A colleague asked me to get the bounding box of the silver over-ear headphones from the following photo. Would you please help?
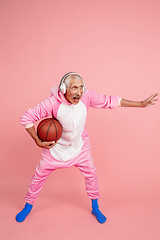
[59,72,86,94]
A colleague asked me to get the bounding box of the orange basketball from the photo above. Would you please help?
[37,118,63,142]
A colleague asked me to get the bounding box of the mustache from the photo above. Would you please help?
[72,94,81,99]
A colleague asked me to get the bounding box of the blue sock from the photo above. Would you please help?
[15,203,33,223]
[91,199,107,224]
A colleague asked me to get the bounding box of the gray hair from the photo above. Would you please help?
[64,74,83,89]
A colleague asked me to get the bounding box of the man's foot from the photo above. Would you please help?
[15,203,33,222]
[91,199,107,224]
[92,208,107,224]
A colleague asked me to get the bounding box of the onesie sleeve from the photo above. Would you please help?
[20,96,55,127]
[85,90,121,109]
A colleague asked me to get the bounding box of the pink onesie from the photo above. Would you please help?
[20,86,120,204]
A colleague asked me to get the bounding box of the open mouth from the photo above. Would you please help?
[73,95,81,102]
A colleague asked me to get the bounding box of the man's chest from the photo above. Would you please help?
[56,101,87,132]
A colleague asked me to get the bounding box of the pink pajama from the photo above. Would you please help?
[21,87,120,204]
[25,129,100,204]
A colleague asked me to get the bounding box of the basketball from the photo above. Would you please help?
[37,118,63,142]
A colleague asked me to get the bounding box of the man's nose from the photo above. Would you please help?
[76,88,82,95]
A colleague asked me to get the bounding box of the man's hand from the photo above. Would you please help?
[141,93,158,108]
[36,140,56,149]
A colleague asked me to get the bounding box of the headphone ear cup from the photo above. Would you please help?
[60,82,66,94]
[83,85,86,94]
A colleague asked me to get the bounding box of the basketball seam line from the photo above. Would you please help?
[50,121,57,142]
[45,122,54,142]
[38,119,53,135]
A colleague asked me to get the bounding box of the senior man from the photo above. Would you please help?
[16,72,158,223]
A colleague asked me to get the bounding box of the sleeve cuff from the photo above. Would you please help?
[24,123,34,129]
[117,98,122,107]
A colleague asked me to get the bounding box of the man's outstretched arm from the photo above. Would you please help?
[120,93,158,108]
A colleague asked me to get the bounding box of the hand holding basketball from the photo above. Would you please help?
[25,125,58,149]
[37,140,56,149]
[26,118,63,149]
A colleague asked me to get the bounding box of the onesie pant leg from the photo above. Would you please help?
[25,163,53,204]
[74,131,100,199]
[75,155,100,199]
[25,149,57,204]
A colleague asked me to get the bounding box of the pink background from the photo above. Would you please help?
[1,0,160,239]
